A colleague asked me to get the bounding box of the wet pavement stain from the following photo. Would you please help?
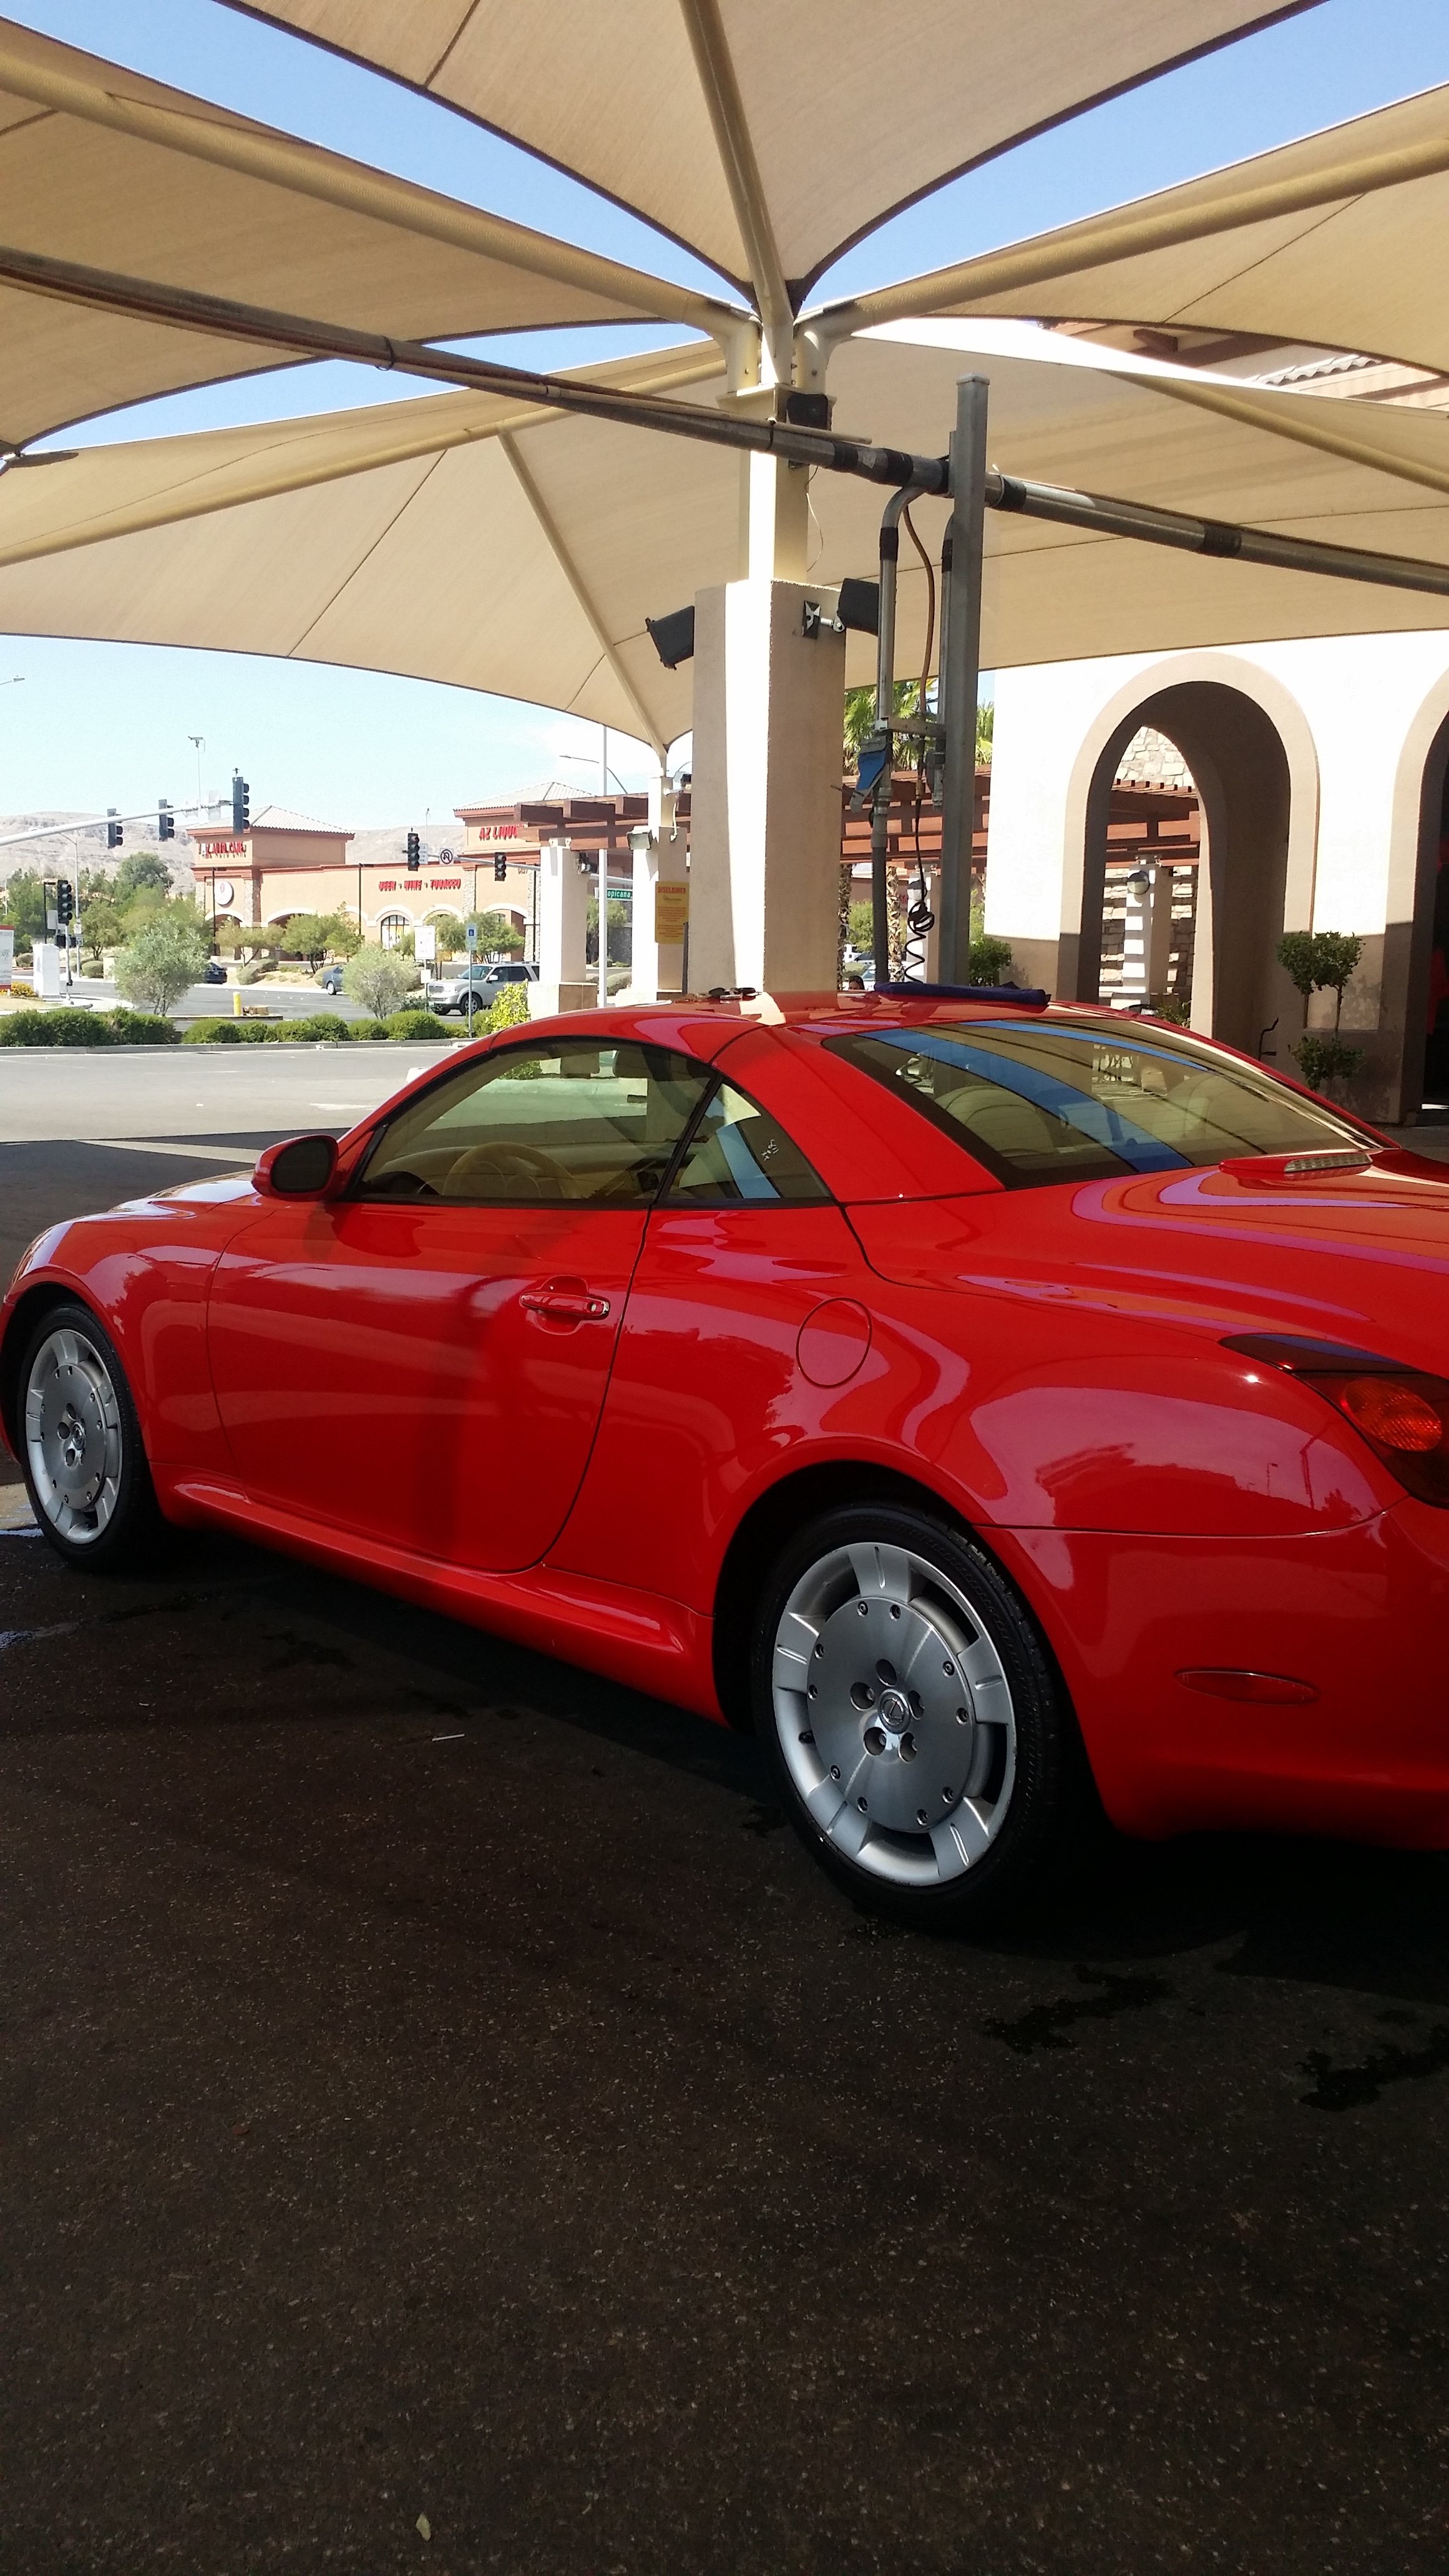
[1299,2023,1449,2111]
[984,1964,1173,2054]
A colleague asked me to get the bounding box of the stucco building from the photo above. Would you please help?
[981,630,1449,1125]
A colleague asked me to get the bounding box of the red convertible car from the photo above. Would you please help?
[6,992,1449,1925]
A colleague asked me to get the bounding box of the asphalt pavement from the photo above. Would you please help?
[3,1100,1449,2573]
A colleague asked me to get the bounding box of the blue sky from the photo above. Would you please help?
[4,0,1449,826]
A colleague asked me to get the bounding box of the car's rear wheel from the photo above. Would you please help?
[753,1502,1083,1928]
[20,1302,163,1571]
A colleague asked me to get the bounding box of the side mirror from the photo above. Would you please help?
[255,1133,339,1199]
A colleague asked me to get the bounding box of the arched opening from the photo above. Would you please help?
[1093,728,1201,1017]
[378,910,410,950]
[1078,683,1295,1061]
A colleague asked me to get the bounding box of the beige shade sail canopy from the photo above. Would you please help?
[0,17,745,451]
[839,79,1449,380]
[6,329,1449,751]
[222,0,1312,313]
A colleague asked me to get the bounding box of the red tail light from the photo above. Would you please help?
[1302,1370,1449,1506]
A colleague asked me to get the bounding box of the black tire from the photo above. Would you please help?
[751,1501,1086,1930]
[18,1300,165,1573]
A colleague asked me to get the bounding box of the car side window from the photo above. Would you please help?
[665,1079,831,1205]
[354,1038,714,1205]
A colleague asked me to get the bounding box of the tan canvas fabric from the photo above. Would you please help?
[6,329,1448,751]
[843,80,1449,379]
[0,19,741,449]
[222,1,1306,301]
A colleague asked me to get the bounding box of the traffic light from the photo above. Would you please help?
[405,829,421,868]
[232,773,250,832]
[494,854,507,882]
[158,799,174,841]
[56,879,74,926]
[107,807,123,850]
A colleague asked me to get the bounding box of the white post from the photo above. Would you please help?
[32,938,62,998]
[530,838,595,1017]
[1119,865,1173,1008]
[688,578,846,995]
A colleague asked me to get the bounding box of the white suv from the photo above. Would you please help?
[425,959,538,1016]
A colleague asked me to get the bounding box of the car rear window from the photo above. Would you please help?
[825,1017,1368,1187]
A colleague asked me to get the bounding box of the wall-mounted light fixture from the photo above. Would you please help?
[645,605,695,668]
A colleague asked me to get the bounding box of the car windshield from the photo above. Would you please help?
[826,1015,1369,1188]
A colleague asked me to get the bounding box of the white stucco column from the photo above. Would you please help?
[530,838,595,1017]
[688,577,846,995]
[623,776,689,1003]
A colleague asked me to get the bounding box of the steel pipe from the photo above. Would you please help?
[985,469,1449,598]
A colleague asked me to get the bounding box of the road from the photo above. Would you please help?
[0,1044,439,1146]
[2,1088,1449,2573]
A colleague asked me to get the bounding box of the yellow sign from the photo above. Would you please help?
[653,879,690,944]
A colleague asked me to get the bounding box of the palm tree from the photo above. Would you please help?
[842,687,993,770]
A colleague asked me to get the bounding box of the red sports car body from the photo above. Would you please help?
[6,993,1449,1921]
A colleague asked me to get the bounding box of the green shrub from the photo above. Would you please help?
[1146,988,1192,1027]
[275,1015,352,1042]
[483,982,534,1035]
[349,1018,391,1041]
[104,1008,179,1046]
[184,1015,278,1043]
[343,947,414,1020]
[968,934,1015,987]
[386,1008,451,1041]
[1290,1030,1361,1093]
[0,1007,110,1046]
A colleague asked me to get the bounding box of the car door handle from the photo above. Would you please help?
[520,1285,611,1322]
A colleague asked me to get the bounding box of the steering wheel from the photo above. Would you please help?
[590,1158,670,1202]
[441,1140,575,1198]
[364,1168,440,1199]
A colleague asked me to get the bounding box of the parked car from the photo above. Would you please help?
[202,958,229,986]
[426,958,538,1016]
[7,993,1449,1930]
[316,963,345,995]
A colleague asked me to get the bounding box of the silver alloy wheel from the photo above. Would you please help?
[24,1324,125,1546]
[771,1538,1017,1886]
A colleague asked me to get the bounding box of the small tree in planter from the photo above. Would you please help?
[1278,930,1365,1028]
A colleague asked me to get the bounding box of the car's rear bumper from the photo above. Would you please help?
[993,1503,1449,1844]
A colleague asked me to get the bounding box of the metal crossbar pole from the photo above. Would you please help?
[937,378,989,984]
[0,244,951,499]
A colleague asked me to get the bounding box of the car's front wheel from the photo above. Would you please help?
[753,1502,1085,1928]
[19,1302,163,1571]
